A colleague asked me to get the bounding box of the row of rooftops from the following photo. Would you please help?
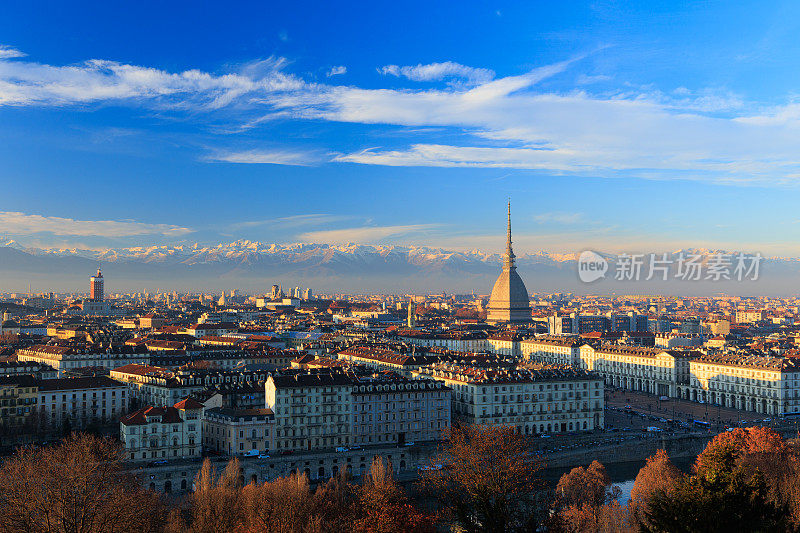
[521,335,585,348]
[111,363,276,388]
[268,367,447,391]
[338,346,436,366]
[418,362,599,385]
[692,353,800,371]
[0,375,124,391]
[120,398,205,426]
[204,407,274,421]
[397,330,490,341]
[17,343,148,356]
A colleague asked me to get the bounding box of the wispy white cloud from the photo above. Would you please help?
[380,61,494,85]
[0,50,303,108]
[230,214,353,229]
[533,212,584,224]
[575,74,612,85]
[298,224,439,244]
[9,45,800,185]
[327,65,347,77]
[206,149,319,165]
[0,45,25,59]
[0,211,191,237]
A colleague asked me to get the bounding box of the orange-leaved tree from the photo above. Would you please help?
[421,424,545,533]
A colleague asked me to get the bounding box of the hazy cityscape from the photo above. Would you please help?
[5,2,800,532]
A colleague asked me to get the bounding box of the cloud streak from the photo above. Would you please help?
[7,46,800,184]
[326,65,347,77]
[206,148,320,165]
[298,224,439,244]
[230,214,353,230]
[0,51,303,108]
[0,45,25,59]
[380,62,494,85]
[0,212,192,237]
[533,212,584,224]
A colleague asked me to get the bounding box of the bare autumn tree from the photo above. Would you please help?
[0,433,163,533]
[310,466,361,532]
[239,470,322,533]
[355,457,436,533]
[421,424,545,533]
[171,458,244,533]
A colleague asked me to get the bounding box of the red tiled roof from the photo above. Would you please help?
[173,398,204,410]
[121,406,184,425]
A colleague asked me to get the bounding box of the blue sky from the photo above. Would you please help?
[3,1,800,256]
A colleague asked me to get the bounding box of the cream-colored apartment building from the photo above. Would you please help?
[687,354,800,416]
[578,344,694,397]
[350,375,450,446]
[202,407,275,456]
[520,335,583,366]
[415,362,604,434]
[265,371,355,452]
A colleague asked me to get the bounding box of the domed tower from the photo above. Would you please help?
[486,202,531,324]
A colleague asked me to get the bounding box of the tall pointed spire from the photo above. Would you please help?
[487,200,530,324]
[504,200,515,269]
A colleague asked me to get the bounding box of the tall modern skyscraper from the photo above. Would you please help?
[89,269,104,302]
[486,202,531,324]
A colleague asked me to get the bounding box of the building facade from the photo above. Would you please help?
[37,376,129,429]
[265,371,354,453]
[120,398,203,461]
[416,362,604,434]
[17,344,149,375]
[350,374,450,446]
[0,375,38,439]
[578,344,694,397]
[686,354,800,416]
[203,407,275,456]
[520,335,583,366]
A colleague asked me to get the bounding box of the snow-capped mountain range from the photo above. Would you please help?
[0,239,578,265]
[0,239,797,295]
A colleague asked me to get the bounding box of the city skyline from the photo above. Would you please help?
[5,2,800,262]
[7,4,800,530]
